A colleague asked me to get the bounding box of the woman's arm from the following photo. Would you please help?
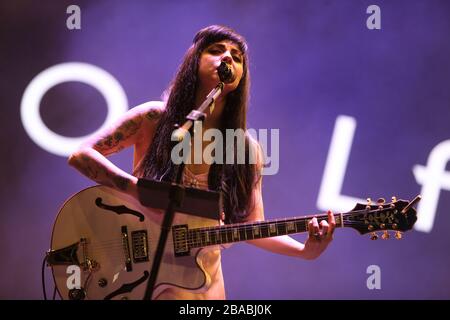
[244,139,335,260]
[67,103,162,198]
[246,218,335,260]
[245,178,335,260]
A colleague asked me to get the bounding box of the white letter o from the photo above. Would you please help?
[20,62,128,156]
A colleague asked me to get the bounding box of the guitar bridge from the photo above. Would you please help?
[121,226,132,272]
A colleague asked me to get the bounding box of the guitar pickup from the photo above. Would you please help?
[131,230,149,263]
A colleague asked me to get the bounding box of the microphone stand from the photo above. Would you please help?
[143,81,224,300]
[171,82,224,142]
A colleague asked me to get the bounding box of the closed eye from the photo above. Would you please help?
[208,48,222,54]
[233,55,242,63]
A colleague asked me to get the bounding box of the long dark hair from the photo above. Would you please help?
[136,25,261,223]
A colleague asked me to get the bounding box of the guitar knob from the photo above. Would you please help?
[370,232,378,240]
[391,196,397,202]
[381,231,390,240]
[377,198,385,204]
[68,288,86,300]
[98,278,108,288]
[395,231,403,240]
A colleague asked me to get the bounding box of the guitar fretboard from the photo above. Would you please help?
[186,213,344,248]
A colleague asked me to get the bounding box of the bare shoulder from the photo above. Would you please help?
[132,100,166,123]
[78,101,165,157]
[133,100,166,145]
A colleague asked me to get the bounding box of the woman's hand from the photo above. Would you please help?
[302,210,336,260]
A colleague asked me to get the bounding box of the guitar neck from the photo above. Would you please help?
[187,213,345,248]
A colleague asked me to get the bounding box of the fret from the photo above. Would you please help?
[277,222,287,235]
[239,227,247,241]
[210,229,217,245]
[286,221,296,233]
[246,227,253,240]
[226,228,233,243]
[216,230,221,244]
[260,224,269,238]
[253,225,261,239]
[296,220,305,233]
[205,230,210,244]
[268,223,277,236]
[200,231,206,246]
[190,230,196,247]
[187,230,192,246]
[193,231,197,246]
[220,229,227,243]
[232,228,240,242]
[196,230,201,246]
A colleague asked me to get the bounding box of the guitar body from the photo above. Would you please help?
[50,185,220,300]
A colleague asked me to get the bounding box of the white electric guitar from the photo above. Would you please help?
[48,185,419,300]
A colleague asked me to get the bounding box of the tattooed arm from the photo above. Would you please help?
[68,103,162,198]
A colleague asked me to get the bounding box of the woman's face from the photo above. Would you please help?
[198,40,244,94]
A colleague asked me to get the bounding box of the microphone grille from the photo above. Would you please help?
[217,62,235,83]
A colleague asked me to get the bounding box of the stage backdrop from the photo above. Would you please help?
[1,0,450,299]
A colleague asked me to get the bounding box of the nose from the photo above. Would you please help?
[221,51,233,64]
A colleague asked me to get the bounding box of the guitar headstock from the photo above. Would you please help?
[344,195,420,240]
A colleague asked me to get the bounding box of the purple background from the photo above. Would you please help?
[1,0,450,299]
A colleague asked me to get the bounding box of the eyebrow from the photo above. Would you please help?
[209,43,243,57]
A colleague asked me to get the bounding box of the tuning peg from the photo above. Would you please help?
[370,232,378,240]
[366,198,372,210]
[377,198,385,204]
[391,196,397,202]
[381,231,390,240]
[395,231,402,240]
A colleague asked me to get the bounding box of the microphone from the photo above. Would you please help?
[217,61,235,83]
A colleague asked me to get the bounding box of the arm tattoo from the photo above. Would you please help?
[94,117,143,154]
[145,109,162,121]
[112,175,129,191]
[79,155,99,180]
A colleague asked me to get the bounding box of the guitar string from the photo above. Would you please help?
[78,224,386,259]
[82,221,383,252]
[86,213,392,246]
[86,221,366,246]
[80,206,398,248]
[83,213,390,246]
[83,207,396,249]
